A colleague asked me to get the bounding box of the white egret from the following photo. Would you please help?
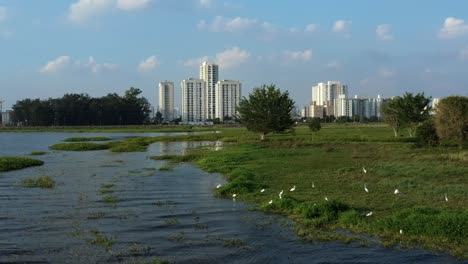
[364,184,369,193]
[279,190,283,199]
[232,194,236,198]
[216,184,222,189]
[312,182,315,188]
[362,167,367,174]
[366,211,373,217]
[324,197,329,201]
[290,186,296,192]
[260,188,265,193]
[424,105,428,110]
[445,193,448,202]
[400,229,403,235]
[268,200,273,204]
[394,189,399,195]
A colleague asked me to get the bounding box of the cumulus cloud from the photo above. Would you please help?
[284,49,313,61]
[305,24,317,32]
[68,0,151,23]
[376,24,394,40]
[459,46,468,60]
[438,17,468,39]
[40,55,116,74]
[208,16,258,33]
[40,56,72,73]
[0,6,7,22]
[138,55,160,72]
[333,20,351,32]
[183,47,250,69]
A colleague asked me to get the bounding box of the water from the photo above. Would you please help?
[0,132,465,263]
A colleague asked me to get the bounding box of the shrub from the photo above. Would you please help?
[415,120,439,147]
[434,96,468,147]
[0,157,44,172]
[307,118,321,132]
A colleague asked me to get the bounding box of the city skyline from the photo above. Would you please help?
[1,1,468,110]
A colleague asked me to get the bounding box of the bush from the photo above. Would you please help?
[307,118,321,132]
[434,96,468,147]
[0,157,44,172]
[415,120,439,147]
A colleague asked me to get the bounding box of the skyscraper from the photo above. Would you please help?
[200,61,219,120]
[215,80,241,121]
[181,78,206,122]
[311,81,348,106]
[158,81,174,122]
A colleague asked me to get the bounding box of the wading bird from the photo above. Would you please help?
[364,184,369,193]
[260,189,265,193]
[279,190,283,199]
[232,194,236,200]
[324,197,329,201]
[216,184,222,189]
[363,167,367,174]
[312,182,315,188]
[290,186,296,192]
[445,193,448,202]
[268,200,273,204]
[394,189,399,195]
[400,229,403,235]
[366,211,373,217]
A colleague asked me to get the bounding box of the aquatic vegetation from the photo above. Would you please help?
[21,176,55,188]
[49,142,108,151]
[163,218,179,225]
[100,183,115,189]
[87,229,115,248]
[63,136,111,142]
[158,166,172,171]
[102,195,119,205]
[0,157,44,172]
[29,151,47,156]
[223,238,248,248]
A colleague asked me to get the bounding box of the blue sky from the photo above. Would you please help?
[1,0,468,110]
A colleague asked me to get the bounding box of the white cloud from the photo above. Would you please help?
[81,56,117,73]
[183,47,250,69]
[333,20,351,32]
[305,24,317,32]
[0,6,7,22]
[284,49,313,61]
[438,17,468,39]
[459,46,468,60]
[376,24,394,40]
[40,56,72,73]
[378,68,395,78]
[327,61,342,69]
[68,0,114,24]
[208,16,257,33]
[215,47,250,69]
[138,55,160,72]
[116,0,150,11]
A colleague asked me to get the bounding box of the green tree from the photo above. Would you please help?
[237,84,295,140]
[434,96,468,147]
[154,111,163,124]
[307,118,321,132]
[380,99,404,137]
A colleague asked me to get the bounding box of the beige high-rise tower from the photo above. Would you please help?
[200,61,219,120]
[158,81,174,122]
[181,78,206,122]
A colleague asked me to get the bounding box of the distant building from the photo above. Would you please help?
[312,81,348,107]
[158,81,174,122]
[215,80,241,121]
[309,102,324,119]
[181,78,206,122]
[200,62,219,120]
[301,105,309,118]
[1,110,14,126]
[334,94,353,117]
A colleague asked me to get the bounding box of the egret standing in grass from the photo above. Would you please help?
[324,197,329,201]
[445,193,448,202]
[290,186,296,192]
[363,167,367,174]
[312,182,315,188]
[364,184,369,193]
[394,189,399,195]
[232,194,236,201]
[260,188,265,193]
[366,211,373,217]
[400,229,403,235]
[279,190,283,199]
[268,200,273,204]
[216,184,222,189]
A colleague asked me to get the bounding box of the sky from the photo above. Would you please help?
[1,0,468,110]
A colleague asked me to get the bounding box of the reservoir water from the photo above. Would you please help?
[0,133,465,263]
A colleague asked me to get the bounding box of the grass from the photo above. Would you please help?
[102,195,119,205]
[87,229,115,248]
[223,238,248,248]
[158,166,172,171]
[49,142,109,151]
[0,157,44,172]
[147,125,467,258]
[63,136,111,142]
[29,151,47,156]
[21,176,55,188]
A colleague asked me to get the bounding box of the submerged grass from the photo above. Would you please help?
[29,151,47,156]
[49,142,109,151]
[0,157,44,172]
[63,136,111,142]
[21,176,55,188]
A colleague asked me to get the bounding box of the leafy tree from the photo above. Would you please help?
[154,111,163,124]
[380,99,404,137]
[307,118,321,132]
[415,120,439,147]
[434,96,468,147]
[237,84,295,140]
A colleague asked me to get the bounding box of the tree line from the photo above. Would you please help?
[12,88,151,126]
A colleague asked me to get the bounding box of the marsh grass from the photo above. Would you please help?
[158,166,172,171]
[63,136,111,142]
[0,157,44,172]
[49,142,108,151]
[21,176,55,188]
[87,229,115,248]
[29,151,47,156]
[223,238,248,248]
[102,195,118,205]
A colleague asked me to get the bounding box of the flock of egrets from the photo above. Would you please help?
[216,165,449,236]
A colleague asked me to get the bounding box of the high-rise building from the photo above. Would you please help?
[334,94,353,117]
[158,81,174,122]
[312,81,348,106]
[200,61,219,120]
[309,102,324,119]
[181,78,206,122]
[215,80,241,121]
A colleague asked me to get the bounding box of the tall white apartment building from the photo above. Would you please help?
[334,94,353,117]
[181,78,206,122]
[200,61,219,120]
[312,81,348,106]
[158,81,174,122]
[215,80,241,121]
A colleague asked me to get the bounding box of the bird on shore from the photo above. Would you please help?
[268,200,273,204]
[232,194,236,201]
[362,167,367,174]
[324,197,329,201]
[364,184,369,193]
[394,189,400,195]
[279,190,283,199]
[290,186,296,192]
[260,188,265,193]
[366,211,373,217]
[445,193,448,202]
[216,184,222,189]
[400,229,403,235]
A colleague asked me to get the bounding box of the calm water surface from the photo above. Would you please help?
[0,132,465,263]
